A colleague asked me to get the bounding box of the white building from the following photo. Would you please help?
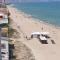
[1,37,9,60]
[0,13,8,24]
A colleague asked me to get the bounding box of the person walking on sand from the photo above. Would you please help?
[42,27,43,30]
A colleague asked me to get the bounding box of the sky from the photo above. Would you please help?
[8,0,60,3]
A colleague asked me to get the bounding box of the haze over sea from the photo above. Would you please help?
[13,2,60,27]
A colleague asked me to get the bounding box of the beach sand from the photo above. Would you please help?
[7,6,60,60]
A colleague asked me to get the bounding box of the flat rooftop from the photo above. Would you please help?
[0,4,9,14]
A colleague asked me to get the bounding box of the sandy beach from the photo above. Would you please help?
[7,6,60,60]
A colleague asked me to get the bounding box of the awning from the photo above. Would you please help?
[31,32,40,35]
[40,32,49,35]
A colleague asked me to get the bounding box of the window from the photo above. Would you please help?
[0,16,3,19]
[1,44,6,49]
[1,32,8,37]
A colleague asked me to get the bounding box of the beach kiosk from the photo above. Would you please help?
[40,36,48,44]
[31,32,49,44]
[39,32,49,44]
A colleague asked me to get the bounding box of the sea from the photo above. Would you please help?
[12,2,60,27]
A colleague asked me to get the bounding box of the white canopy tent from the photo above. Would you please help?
[31,32,49,35]
[40,32,49,35]
[31,32,40,35]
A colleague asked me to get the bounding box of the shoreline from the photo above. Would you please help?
[11,5,60,29]
[11,6,60,30]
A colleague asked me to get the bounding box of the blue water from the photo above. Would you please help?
[13,2,60,27]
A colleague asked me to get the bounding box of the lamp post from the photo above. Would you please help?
[0,27,2,60]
